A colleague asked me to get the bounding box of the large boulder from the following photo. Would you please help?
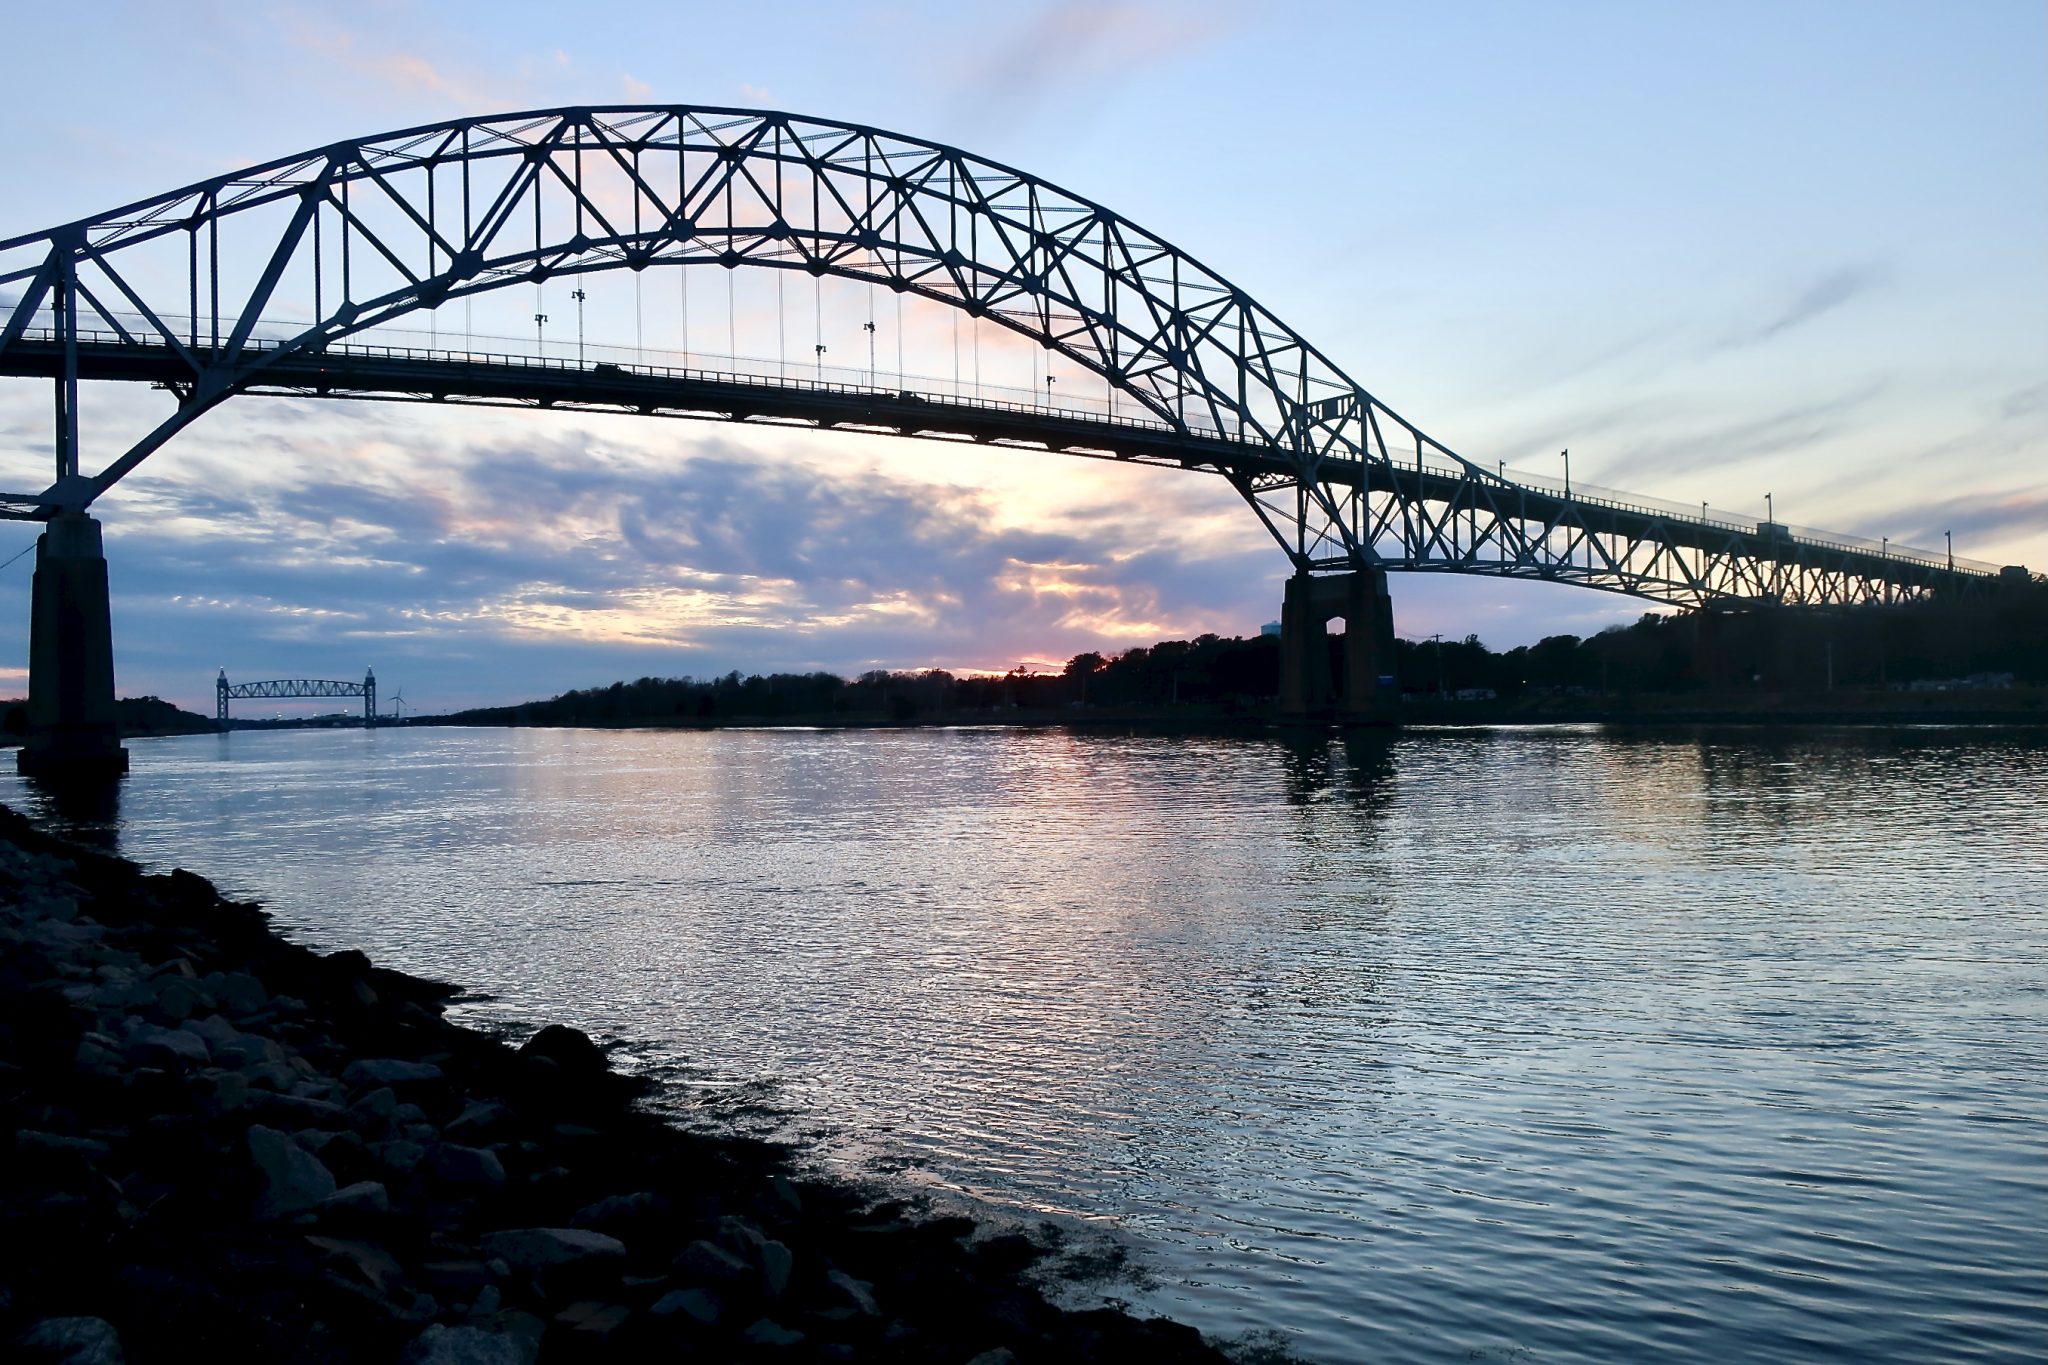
[14,1316,124,1364]
[480,1227,626,1277]
[246,1124,337,1219]
[517,1024,609,1078]
[399,1323,536,1365]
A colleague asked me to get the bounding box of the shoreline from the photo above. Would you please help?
[420,697,2048,732]
[0,803,1232,1363]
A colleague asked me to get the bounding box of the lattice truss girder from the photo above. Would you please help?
[0,105,1998,607]
[219,679,370,700]
[1236,469,1965,608]
[0,107,1414,522]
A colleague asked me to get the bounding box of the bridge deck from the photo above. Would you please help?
[0,332,2004,598]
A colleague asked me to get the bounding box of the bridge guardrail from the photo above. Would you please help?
[12,317,1999,577]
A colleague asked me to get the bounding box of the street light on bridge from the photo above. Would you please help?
[533,312,548,356]
[571,289,587,365]
[814,343,827,378]
[1046,374,1056,408]
[1561,448,1570,498]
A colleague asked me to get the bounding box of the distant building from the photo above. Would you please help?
[1260,621,1282,638]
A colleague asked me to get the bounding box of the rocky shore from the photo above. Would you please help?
[0,803,1232,1364]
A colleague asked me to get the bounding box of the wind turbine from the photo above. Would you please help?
[389,688,406,722]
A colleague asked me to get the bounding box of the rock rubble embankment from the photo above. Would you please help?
[0,804,1230,1364]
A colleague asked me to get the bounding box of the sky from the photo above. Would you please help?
[0,0,2042,715]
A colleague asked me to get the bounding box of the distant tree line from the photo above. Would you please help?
[436,582,2046,725]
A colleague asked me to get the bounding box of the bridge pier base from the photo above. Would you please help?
[1279,569,1399,722]
[17,512,127,779]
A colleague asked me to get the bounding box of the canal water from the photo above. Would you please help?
[8,724,2044,1363]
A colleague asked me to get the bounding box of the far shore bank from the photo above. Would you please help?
[410,687,2046,733]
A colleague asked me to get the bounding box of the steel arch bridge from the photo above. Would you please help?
[0,105,2006,610]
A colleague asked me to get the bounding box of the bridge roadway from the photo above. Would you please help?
[0,330,1999,601]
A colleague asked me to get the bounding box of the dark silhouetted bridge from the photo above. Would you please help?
[0,106,2028,773]
[216,669,376,726]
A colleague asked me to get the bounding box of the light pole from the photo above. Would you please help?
[814,342,827,379]
[533,312,548,356]
[1045,374,1056,408]
[1946,530,1953,571]
[571,288,587,365]
[863,320,877,383]
[1766,492,1774,526]
[1560,448,1571,498]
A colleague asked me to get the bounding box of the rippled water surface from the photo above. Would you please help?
[10,724,2045,1362]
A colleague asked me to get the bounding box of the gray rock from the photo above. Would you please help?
[569,1191,665,1229]
[318,1180,391,1217]
[740,1318,804,1348]
[826,1269,880,1318]
[15,1315,123,1364]
[554,1302,630,1338]
[216,971,269,1016]
[429,1143,507,1189]
[195,1068,251,1115]
[963,1351,1019,1365]
[342,1058,444,1089]
[347,1086,400,1136]
[247,1124,337,1218]
[398,1323,535,1365]
[153,978,202,1022]
[650,1287,722,1326]
[480,1228,626,1276]
[758,1238,794,1297]
[372,1139,428,1176]
[251,1092,350,1129]
[17,1130,112,1158]
[129,1027,208,1067]
[213,1032,286,1069]
[445,1100,510,1140]
[673,1238,751,1286]
[180,1014,240,1047]
[468,1285,502,1316]
[72,1034,122,1075]
[245,1061,296,1091]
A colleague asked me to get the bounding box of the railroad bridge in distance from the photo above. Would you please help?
[216,670,377,727]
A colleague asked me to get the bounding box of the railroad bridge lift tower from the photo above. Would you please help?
[216,670,378,727]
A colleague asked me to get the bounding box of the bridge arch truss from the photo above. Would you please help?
[0,105,2006,608]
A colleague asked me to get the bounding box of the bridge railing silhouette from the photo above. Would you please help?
[1,316,1997,578]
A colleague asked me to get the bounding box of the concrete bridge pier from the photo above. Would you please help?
[17,511,127,779]
[1279,569,1399,721]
